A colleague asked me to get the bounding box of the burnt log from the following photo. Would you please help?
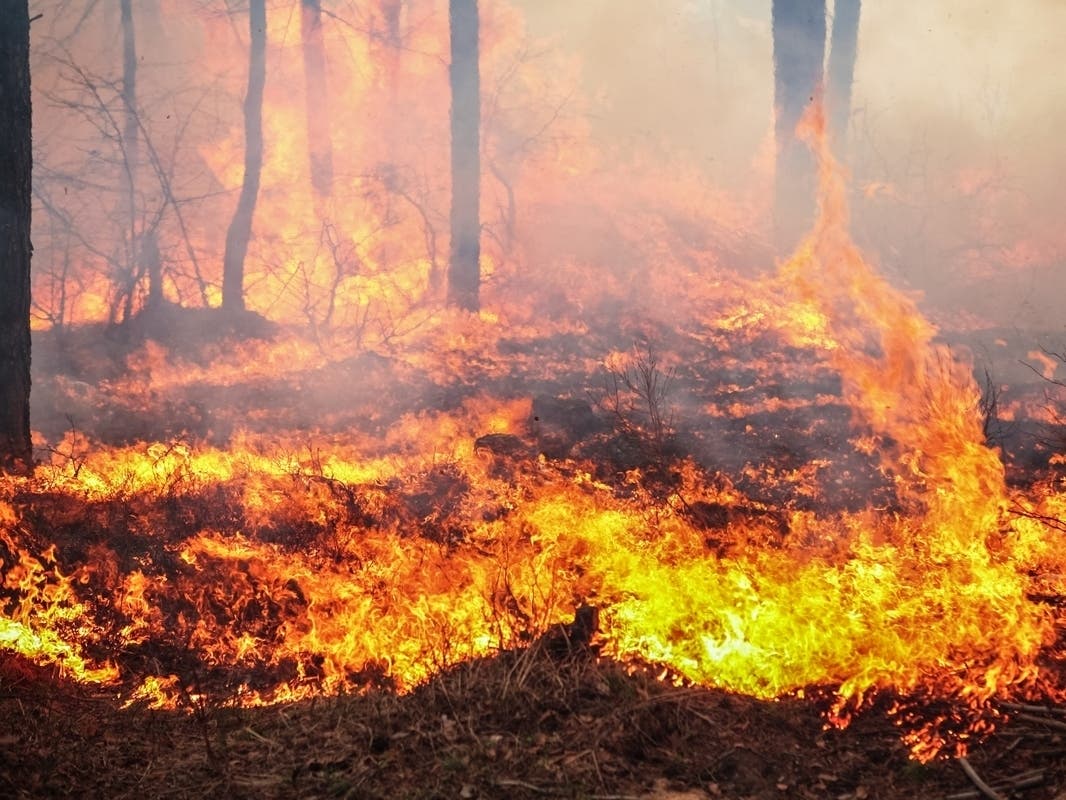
[474,432,529,459]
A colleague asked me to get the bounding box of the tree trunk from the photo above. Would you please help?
[447,0,480,312]
[143,229,163,307]
[301,0,333,198]
[382,1,403,107]
[222,0,267,314]
[827,0,861,150]
[772,0,825,252]
[120,0,167,314]
[0,3,33,471]
[121,0,138,178]
[383,0,403,47]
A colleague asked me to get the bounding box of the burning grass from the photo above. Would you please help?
[8,289,1066,764]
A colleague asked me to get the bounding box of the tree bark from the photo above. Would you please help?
[301,0,333,198]
[222,0,267,314]
[827,0,861,150]
[772,0,825,252]
[447,0,480,312]
[0,3,33,471]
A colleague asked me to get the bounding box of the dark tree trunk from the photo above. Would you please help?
[222,0,267,313]
[0,3,33,471]
[301,0,333,198]
[447,0,480,312]
[772,0,826,251]
[827,0,861,150]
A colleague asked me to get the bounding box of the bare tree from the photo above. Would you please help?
[0,3,33,471]
[222,0,267,313]
[34,49,213,324]
[301,0,333,198]
[772,0,825,251]
[447,0,480,312]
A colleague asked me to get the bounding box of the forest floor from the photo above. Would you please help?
[3,644,1066,800]
[4,309,1066,799]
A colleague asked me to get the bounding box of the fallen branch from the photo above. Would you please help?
[957,758,1006,800]
[944,769,1044,800]
[492,778,558,795]
[1015,712,1066,733]
[999,701,1066,718]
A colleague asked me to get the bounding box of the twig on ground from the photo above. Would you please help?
[999,701,1066,718]
[957,758,1006,800]
[492,778,558,795]
[944,768,1044,800]
[1015,713,1066,733]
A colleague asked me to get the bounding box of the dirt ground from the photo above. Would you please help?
[2,646,1065,800]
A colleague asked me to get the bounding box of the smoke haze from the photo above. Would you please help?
[514,0,1066,328]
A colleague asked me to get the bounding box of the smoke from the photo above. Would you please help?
[513,0,1066,329]
[26,0,1066,449]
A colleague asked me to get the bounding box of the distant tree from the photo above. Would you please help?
[382,0,403,47]
[120,0,138,272]
[301,0,333,198]
[827,0,861,149]
[447,0,480,312]
[118,0,164,314]
[772,0,826,250]
[0,3,33,471]
[222,0,267,313]
[381,0,404,98]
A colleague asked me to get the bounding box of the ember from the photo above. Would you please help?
[2,1,1066,797]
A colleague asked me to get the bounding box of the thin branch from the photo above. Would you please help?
[1009,504,1066,534]
[957,758,1006,800]
[490,779,558,796]
[1014,713,1066,733]
[945,770,1044,800]
[998,701,1066,718]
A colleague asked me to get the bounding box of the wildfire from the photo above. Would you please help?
[6,0,1065,767]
